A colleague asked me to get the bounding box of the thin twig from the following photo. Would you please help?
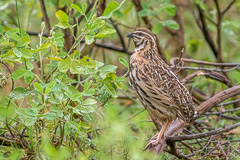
[170,57,240,67]
[109,18,126,50]
[0,61,14,91]
[214,0,223,62]
[78,0,96,24]
[168,122,240,142]
[182,70,231,86]
[39,0,51,35]
[197,5,218,59]
[179,65,240,72]
[222,0,236,15]
[147,85,240,153]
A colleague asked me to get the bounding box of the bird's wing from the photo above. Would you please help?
[139,62,195,122]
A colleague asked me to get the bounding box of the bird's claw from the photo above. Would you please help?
[144,136,161,150]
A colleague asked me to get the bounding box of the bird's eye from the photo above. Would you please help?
[138,33,142,36]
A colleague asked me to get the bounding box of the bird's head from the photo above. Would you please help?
[126,28,157,51]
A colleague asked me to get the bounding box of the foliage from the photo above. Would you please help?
[0,0,132,159]
[0,0,240,159]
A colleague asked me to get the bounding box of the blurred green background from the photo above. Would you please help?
[0,0,240,159]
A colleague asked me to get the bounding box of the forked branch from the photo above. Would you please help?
[147,85,240,155]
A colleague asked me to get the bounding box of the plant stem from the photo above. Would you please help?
[15,0,22,37]
[72,120,81,154]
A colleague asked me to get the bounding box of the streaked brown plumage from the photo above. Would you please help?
[127,28,195,143]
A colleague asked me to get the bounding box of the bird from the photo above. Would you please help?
[126,28,195,145]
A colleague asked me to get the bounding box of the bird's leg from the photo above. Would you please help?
[156,120,171,142]
[145,120,171,148]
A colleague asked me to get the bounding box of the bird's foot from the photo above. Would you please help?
[144,134,162,149]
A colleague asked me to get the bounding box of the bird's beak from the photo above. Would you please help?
[126,32,133,38]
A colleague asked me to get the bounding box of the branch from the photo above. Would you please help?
[179,65,240,72]
[95,42,133,55]
[196,85,240,116]
[109,18,126,50]
[214,0,223,62]
[182,70,231,86]
[147,85,240,153]
[197,5,218,59]
[80,40,133,54]
[78,0,96,23]
[170,57,240,67]
[25,30,133,55]
[168,122,240,142]
[39,0,51,35]
[26,31,48,37]
[222,0,236,15]
[131,0,166,62]
[0,61,14,91]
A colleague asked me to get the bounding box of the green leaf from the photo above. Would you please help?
[95,28,116,38]
[55,10,70,29]
[71,92,82,101]
[100,65,117,79]
[17,109,37,126]
[56,22,70,29]
[95,61,104,68]
[222,20,240,29]
[24,71,34,84]
[84,80,92,91]
[26,61,34,70]
[9,87,32,100]
[57,111,64,117]
[68,121,80,130]
[116,77,126,82]
[152,22,163,34]
[104,82,117,97]
[142,2,151,8]
[50,106,61,112]
[71,4,83,14]
[165,3,176,16]
[87,18,105,31]
[70,60,84,74]
[38,42,51,51]
[10,67,27,80]
[85,35,95,45]
[25,108,38,117]
[6,29,21,41]
[64,122,71,135]
[81,106,94,113]
[37,105,45,110]
[81,121,90,130]
[58,58,71,72]
[138,9,148,17]
[55,10,69,23]
[0,42,15,51]
[83,88,95,96]
[100,65,117,73]
[187,39,202,54]
[16,37,30,47]
[195,0,207,10]
[119,57,129,68]
[0,26,3,35]
[83,98,97,105]
[44,112,57,120]
[138,9,155,17]
[45,81,56,94]
[20,48,33,59]
[101,0,126,19]
[82,3,87,12]
[33,82,43,94]
[163,20,179,30]
[13,48,22,57]
[80,56,96,68]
